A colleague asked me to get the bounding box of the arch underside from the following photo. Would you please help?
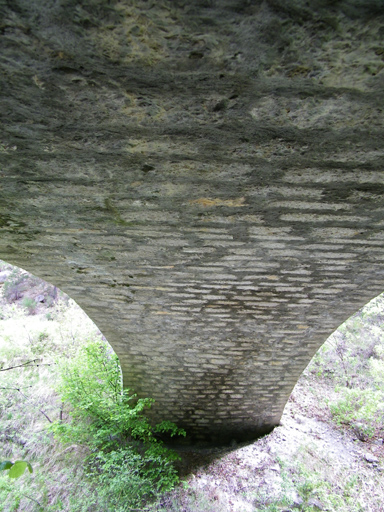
[1,0,384,442]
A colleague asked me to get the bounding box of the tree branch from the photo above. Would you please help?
[1,386,53,423]
[0,360,56,372]
[0,360,40,371]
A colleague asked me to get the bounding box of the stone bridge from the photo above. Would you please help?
[1,0,384,443]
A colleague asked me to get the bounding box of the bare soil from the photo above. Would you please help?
[158,376,384,512]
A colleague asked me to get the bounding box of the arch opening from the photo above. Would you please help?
[0,258,125,433]
[284,292,384,442]
[0,258,116,364]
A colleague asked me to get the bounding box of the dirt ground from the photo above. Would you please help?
[159,376,384,512]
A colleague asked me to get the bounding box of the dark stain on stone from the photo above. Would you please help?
[189,51,204,59]
[0,215,27,231]
[141,164,155,172]
[212,99,228,112]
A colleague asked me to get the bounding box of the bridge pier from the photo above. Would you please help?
[1,0,383,442]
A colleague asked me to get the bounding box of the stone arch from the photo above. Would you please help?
[1,0,384,443]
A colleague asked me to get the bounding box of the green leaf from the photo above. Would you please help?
[0,461,13,471]
[8,461,28,479]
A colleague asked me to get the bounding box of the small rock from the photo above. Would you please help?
[36,294,45,303]
[365,453,379,463]
[0,271,11,283]
[307,498,324,510]
[291,491,303,507]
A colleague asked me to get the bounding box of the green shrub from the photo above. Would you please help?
[370,345,384,390]
[329,387,384,439]
[27,330,54,357]
[2,269,28,302]
[22,297,37,315]
[51,338,185,510]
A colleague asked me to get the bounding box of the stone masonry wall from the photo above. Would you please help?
[1,0,384,443]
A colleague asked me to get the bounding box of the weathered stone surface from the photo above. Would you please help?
[1,0,384,443]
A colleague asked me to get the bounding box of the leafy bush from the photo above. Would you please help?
[51,338,186,510]
[2,268,29,302]
[22,297,37,315]
[370,345,384,390]
[329,387,384,439]
[28,330,53,356]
